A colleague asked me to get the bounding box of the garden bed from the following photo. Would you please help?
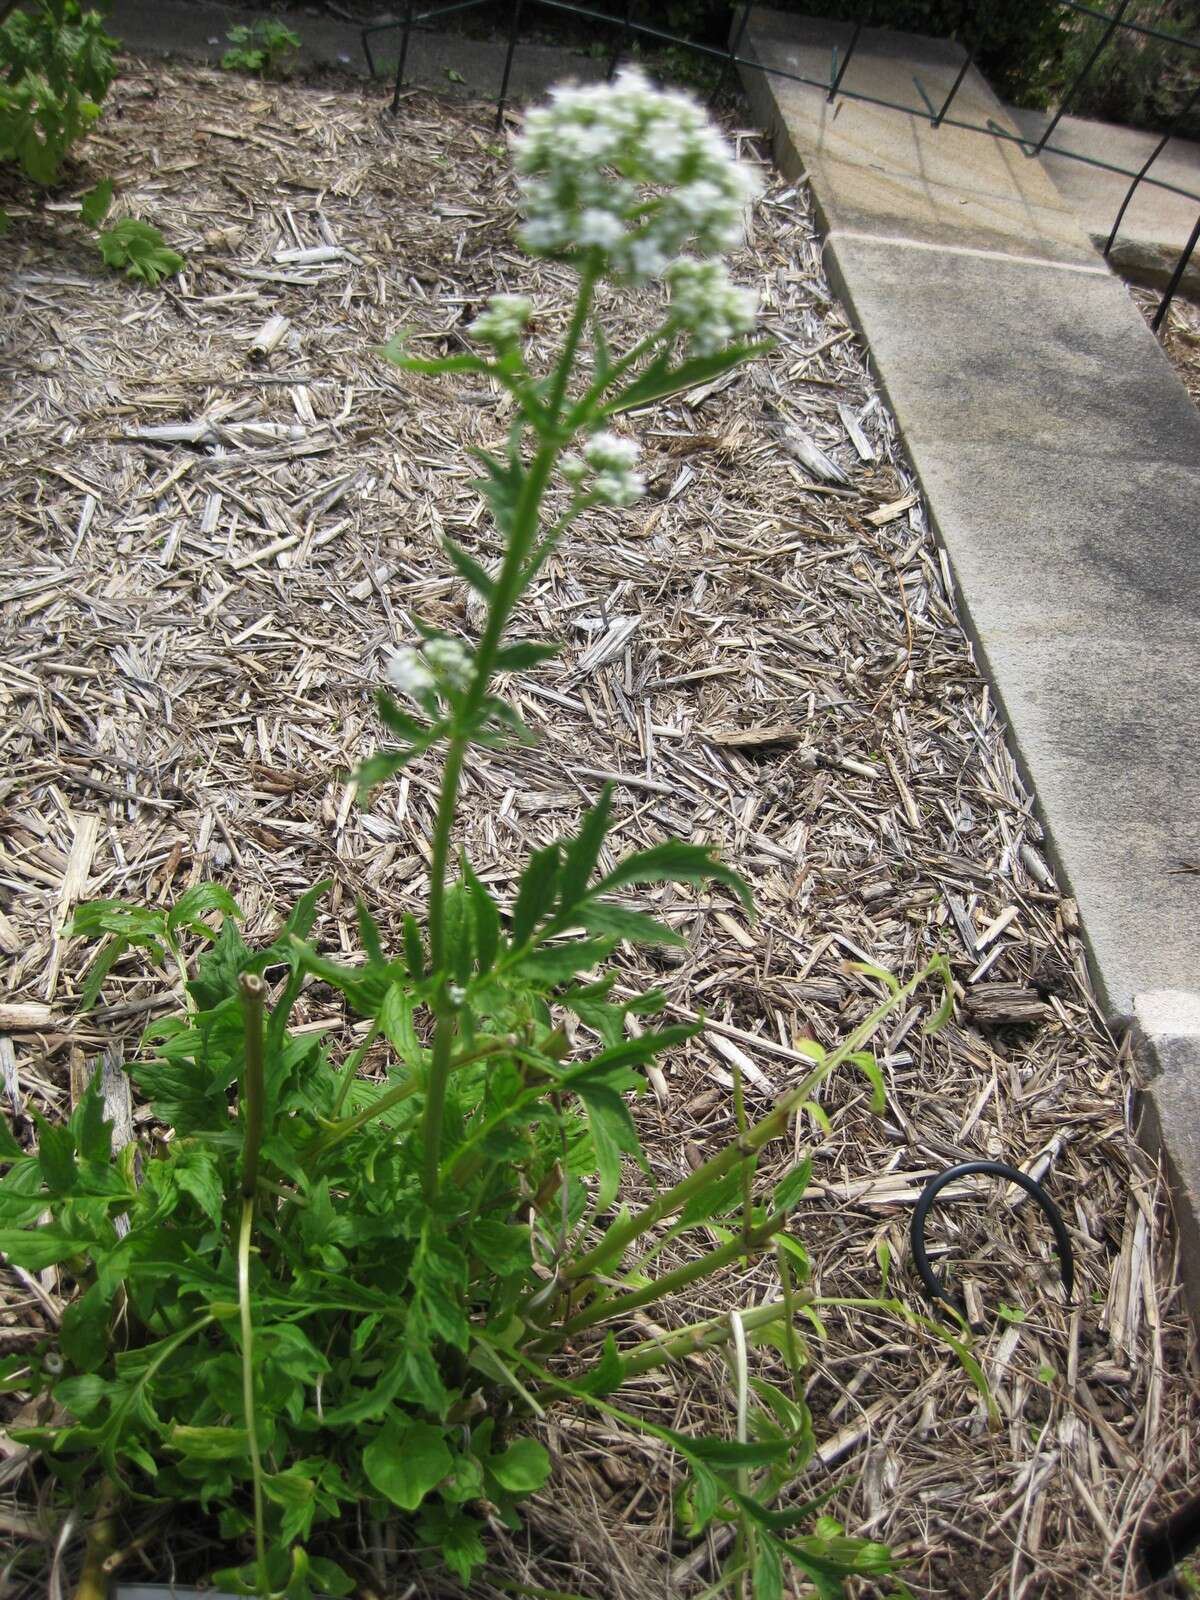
[0,57,1196,1599]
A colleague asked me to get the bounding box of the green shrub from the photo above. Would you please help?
[1052,1,1200,137]
[0,0,116,185]
[222,19,302,78]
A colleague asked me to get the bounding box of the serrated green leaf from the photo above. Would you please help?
[573,1080,641,1210]
[594,839,752,913]
[167,883,242,939]
[378,331,491,376]
[68,1072,111,1164]
[753,1533,786,1600]
[364,1416,452,1510]
[558,784,613,916]
[403,913,424,979]
[680,1168,743,1226]
[97,218,184,286]
[417,1504,487,1585]
[514,936,616,986]
[463,861,501,975]
[76,932,128,1012]
[771,1157,812,1217]
[494,639,560,671]
[175,1146,226,1223]
[847,1049,886,1113]
[511,843,560,946]
[60,1279,112,1370]
[34,1114,75,1194]
[575,902,686,947]
[0,1227,92,1270]
[444,538,496,598]
[168,1424,249,1461]
[605,340,772,414]
[374,688,428,743]
[575,1331,625,1397]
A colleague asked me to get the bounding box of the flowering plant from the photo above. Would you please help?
[0,70,953,1598]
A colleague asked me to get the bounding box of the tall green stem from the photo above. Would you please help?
[563,963,938,1283]
[236,972,269,1593]
[418,266,599,1205]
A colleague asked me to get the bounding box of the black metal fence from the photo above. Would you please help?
[360,0,1200,331]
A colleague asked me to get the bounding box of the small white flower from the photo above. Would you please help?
[469,293,532,346]
[593,468,645,508]
[512,67,761,284]
[665,256,758,355]
[584,430,639,472]
[563,429,644,507]
[577,207,625,248]
[425,636,473,691]
[447,983,467,1006]
[387,645,434,699]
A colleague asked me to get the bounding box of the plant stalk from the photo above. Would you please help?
[236,972,269,1592]
[557,1212,786,1338]
[238,1198,268,1596]
[617,1296,811,1379]
[562,961,940,1283]
[418,267,598,1203]
[238,972,267,1201]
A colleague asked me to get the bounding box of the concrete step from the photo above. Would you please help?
[1006,106,1200,296]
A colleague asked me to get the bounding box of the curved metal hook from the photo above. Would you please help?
[909,1159,1075,1315]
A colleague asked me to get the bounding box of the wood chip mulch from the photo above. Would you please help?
[0,58,1197,1600]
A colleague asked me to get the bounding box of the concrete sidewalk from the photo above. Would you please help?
[740,9,1200,1319]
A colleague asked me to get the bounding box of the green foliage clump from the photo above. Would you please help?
[1052,1,1200,138]
[0,0,116,184]
[222,19,302,78]
[96,213,184,285]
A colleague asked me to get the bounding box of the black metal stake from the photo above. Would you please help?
[391,0,416,117]
[828,19,864,103]
[1153,209,1200,332]
[606,0,632,81]
[710,1,752,109]
[496,0,526,131]
[1105,78,1200,259]
[932,46,975,129]
[1030,0,1131,157]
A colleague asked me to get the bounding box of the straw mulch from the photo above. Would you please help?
[0,58,1196,1600]
[1136,285,1200,409]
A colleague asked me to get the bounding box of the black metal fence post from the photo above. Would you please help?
[1029,0,1132,157]
[496,0,526,130]
[606,0,632,81]
[828,18,864,102]
[710,2,752,108]
[391,0,416,116]
[1153,211,1200,332]
[1105,79,1200,259]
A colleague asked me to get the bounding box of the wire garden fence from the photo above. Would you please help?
[359,0,1200,330]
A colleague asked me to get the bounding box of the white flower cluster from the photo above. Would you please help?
[387,637,473,700]
[513,67,760,285]
[469,293,531,347]
[665,257,758,356]
[561,430,644,507]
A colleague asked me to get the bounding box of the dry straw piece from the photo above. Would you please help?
[0,58,1195,1599]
